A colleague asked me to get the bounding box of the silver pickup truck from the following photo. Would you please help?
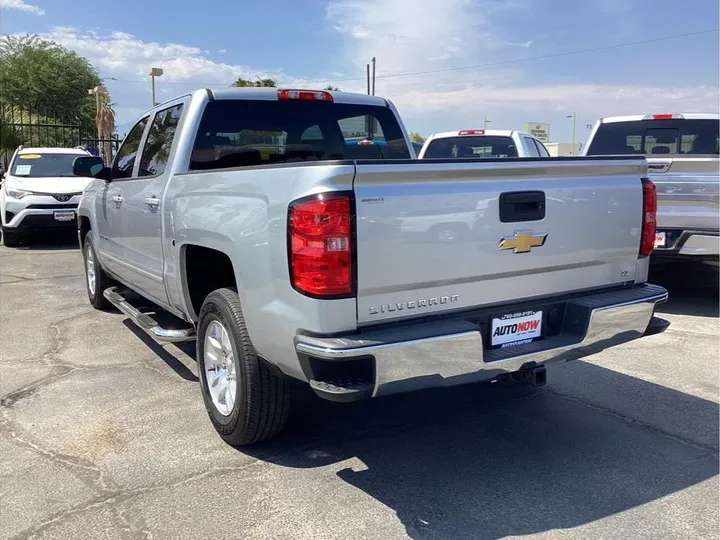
[75,88,669,446]
[583,113,719,265]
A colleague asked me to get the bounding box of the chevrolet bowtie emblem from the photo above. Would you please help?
[497,230,547,254]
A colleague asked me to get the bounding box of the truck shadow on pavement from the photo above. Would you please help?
[247,366,718,539]
[651,262,719,318]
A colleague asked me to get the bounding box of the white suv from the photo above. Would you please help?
[418,129,550,159]
[0,147,102,247]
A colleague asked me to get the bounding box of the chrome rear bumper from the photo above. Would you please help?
[295,284,669,401]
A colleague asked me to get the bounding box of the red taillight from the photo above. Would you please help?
[278,89,333,102]
[288,193,353,297]
[458,129,485,135]
[640,178,657,257]
[644,113,684,120]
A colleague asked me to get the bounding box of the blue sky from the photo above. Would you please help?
[1,0,718,143]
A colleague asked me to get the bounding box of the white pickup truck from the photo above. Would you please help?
[583,113,719,265]
[417,129,551,159]
[74,88,669,445]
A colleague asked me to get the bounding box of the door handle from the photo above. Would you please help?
[144,197,160,210]
[111,195,124,206]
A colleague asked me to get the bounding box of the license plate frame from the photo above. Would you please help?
[489,310,543,349]
[654,232,666,248]
[53,210,75,222]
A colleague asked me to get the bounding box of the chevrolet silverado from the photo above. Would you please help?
[74,87,669,445]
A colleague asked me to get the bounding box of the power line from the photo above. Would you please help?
[102,28,718,87]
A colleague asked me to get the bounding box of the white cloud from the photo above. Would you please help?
[325,0,718,140]
[218,49,228,54]
[39,27,300,127]
[2,0,44,15]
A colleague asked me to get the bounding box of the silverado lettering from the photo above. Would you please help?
[369,294,459,315]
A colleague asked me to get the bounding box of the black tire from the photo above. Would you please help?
[82,234,111,309]
[197,288,291,446]
[2,228,22,247]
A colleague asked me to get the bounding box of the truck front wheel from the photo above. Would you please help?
[197,288,291,446]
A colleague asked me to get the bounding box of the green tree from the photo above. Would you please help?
[232,77,278,87]
[409,132,425,143]
[324,85,340,91]
[0,35,102,125]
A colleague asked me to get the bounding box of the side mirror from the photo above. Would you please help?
[73,156,111,181]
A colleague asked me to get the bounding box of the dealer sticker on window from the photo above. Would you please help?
[490,310,543,348]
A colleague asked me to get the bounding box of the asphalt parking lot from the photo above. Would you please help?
[0,234,718,540]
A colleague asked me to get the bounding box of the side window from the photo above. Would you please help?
[112,117,149,179]
[139,103,184,177]
[523,137,540,157]
[534,139,550,157]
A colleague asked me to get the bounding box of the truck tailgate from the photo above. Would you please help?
[647,157,719,230]
[353,158,646,325]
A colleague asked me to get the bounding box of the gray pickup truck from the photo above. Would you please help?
[583,113,719,266]
[75,88,669,445]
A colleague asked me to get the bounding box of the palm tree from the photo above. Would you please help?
[232,77,278,88]
[95,93,115,165]
[324,85,340,91]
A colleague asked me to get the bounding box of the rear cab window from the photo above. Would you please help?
[189,100,411,171]
[423,136,519,159]
[586,118,720,156]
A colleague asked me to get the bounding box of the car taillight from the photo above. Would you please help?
[288,193,353,297]
[277,89,333,102]
[640,178,657,257]
[643,113,684,120]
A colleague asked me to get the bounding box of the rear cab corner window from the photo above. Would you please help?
[523,137,540,157]
[535,140,550,157]
[112,116,149,179]
[188,100,411,172]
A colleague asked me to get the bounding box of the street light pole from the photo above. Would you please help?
[149,67,164,106]
[483,117,491,129]
[371,57,376,96]
[567,112,577,155]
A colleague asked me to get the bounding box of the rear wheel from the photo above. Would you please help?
[83,234,111,309]
[197,288,291,446]
[1,228,22,247]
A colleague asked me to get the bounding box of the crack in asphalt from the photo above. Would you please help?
[544,387,719,456]
[0,274,82,285]
[7,459,269,540]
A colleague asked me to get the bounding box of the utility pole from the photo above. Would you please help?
[483,117,491,129]
[149,67,164,106]
[371,57,376,96]
[366,64,370,95]
[567,112,577,155]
